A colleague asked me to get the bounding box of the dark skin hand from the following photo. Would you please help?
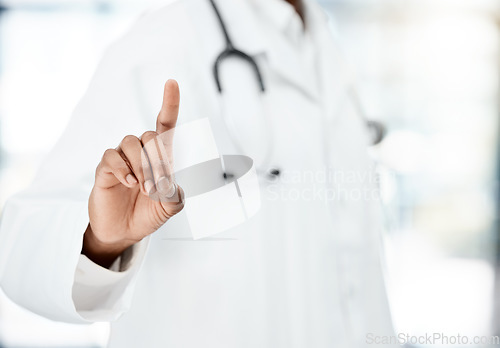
[82,80,185,269]
[82,1,305,270]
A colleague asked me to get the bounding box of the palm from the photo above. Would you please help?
[89,182,179,244]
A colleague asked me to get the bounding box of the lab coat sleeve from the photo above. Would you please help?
[0,4,191,322]
[72,237,150,321]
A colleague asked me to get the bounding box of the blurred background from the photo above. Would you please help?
[0,0,498,346]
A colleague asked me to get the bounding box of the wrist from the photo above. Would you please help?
[82,224,137,269]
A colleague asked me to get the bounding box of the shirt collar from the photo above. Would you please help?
[250,0,302,34]
[212,0,332,99]
[212,0,266,55]
[214,0,315,55]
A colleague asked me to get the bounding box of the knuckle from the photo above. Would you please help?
[113,163,130,177]
[164,102,179,111]
[121,135,139,147]
[141,131,158,140]
[103,148,116,158]
[117,167,130,176]
[102,148,117,162]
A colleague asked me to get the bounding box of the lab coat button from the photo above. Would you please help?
[267,168,280,178]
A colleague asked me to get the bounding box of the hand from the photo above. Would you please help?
[83,80,185,268]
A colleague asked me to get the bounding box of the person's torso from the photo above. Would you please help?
[106,0,383,346]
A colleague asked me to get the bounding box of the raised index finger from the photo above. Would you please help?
[156,79,180,134]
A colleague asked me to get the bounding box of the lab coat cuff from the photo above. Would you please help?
[75,237,150,287]
[107,243,136,272]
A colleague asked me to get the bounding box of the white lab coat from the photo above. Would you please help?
[0,0,397,346]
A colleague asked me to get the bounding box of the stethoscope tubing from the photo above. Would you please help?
[207,1,362,345]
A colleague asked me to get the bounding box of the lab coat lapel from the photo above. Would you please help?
[265,35,319,101]
[214,0,268,57]
[217,0,318,100]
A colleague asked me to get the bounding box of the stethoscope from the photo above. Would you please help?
[208,0,385,178]
[208,0,279,179]
[210,0,265,93]
[208,2,387,344]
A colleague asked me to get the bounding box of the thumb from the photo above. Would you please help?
[156,79,180,134]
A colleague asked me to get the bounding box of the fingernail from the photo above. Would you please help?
[157,176,176,198]
[144,180,155,194]
[126,174,137,185]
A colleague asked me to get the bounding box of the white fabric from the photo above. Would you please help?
[72,238,149,321]
[0,0,397,347]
